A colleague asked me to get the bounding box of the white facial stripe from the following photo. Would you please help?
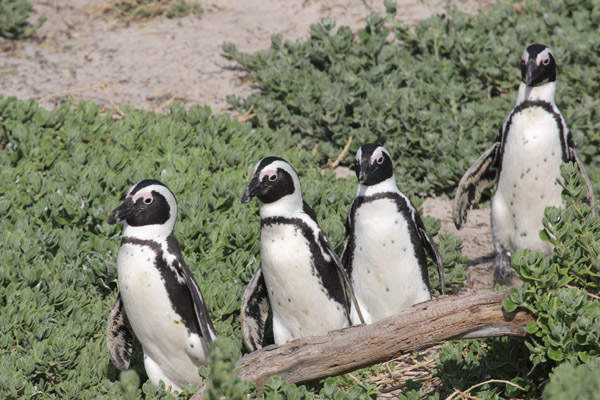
[356,148,362,163]
[252,160,262,177]
[536,48,552,65]
[126,183,137,198]
[264,160,296,178]
[132,191,153,203]
[369,146,391,164]
[259,169,277,181]
[521,50,528,64]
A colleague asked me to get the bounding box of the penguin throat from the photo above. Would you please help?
[123,221,175,241]
[258,193,304,219]
[517,81,556,105]
[357,175,398,197]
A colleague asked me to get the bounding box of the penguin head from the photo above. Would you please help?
[241,157,302,207]
[108,179,178,235]
[354,143,394,186]
[520,44,556,87]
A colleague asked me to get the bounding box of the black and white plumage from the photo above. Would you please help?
[106,179,216,392]
[340,144,445,325]
[453,44,594,281]
[240,157,355,352]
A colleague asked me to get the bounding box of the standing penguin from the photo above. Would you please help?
[453,44,594,282]
[340,143,446,325]
[240,157,359,352]
[106,179,216,392]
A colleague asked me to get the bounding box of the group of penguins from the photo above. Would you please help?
[105,44,595,392]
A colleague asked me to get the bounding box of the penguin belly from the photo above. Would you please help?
[117,242,206,389]
[350,199,430,324]
[492,107,564,256]
[260,223,348,345]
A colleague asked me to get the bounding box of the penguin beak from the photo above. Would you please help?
[241,176,260,204]
[108,198,136,225]
[358,163,370,184]
[524,60,539,86]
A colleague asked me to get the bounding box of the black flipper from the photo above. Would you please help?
[180,259,217,346]
[338,208,352,274]
[453,142,501,229]
[414,212,446,295]
[320,232,365,325]
[107,292,134,371]
[241,266,270,352]
[303,199,365,325]
[338,234,350,273]
[568,147,595,208]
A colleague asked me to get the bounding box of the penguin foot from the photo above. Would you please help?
[492,253,516,286]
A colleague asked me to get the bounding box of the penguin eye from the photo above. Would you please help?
[542,57,550,65]
[143,197,153,205]
[376,156,384,164]
[268,173,277,182]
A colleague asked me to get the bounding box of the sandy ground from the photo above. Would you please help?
[0,0,497,289]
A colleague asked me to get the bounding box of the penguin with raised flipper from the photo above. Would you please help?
[340,143,446,325]
[106,179,216,392]
[453,44,594,283]
[240,157,362,352]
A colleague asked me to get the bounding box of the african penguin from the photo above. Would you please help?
[453,44,594,283]
[340,143,446,325]
[106,179,216,392]
[240,157,357,352]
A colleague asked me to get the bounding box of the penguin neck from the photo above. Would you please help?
[259,192,304,219]
[516,81,556,106]
[122,221,175,242]
[356,175,399,198]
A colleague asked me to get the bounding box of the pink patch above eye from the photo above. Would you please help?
[521,51,528,63]
[370,152,383,164]
[260,169,277,181]
[132,191,153,203]
[536,53,549,65]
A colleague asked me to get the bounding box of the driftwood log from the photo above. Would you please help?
[193,289,533,397]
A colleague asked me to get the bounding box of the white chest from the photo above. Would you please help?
[260,223,347,344]
[492,107,565,254]
[117,243,181,333]
[350,199,430,324]
[501,107,564,182]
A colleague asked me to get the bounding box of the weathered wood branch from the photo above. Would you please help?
[192,290,533,398]
[235,290,533,389]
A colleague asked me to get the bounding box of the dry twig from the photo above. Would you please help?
[328,136,353,169]
[237,104,255,122]
[153,95,177,114]
[565,284,600,301]
[445,379,526,400]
